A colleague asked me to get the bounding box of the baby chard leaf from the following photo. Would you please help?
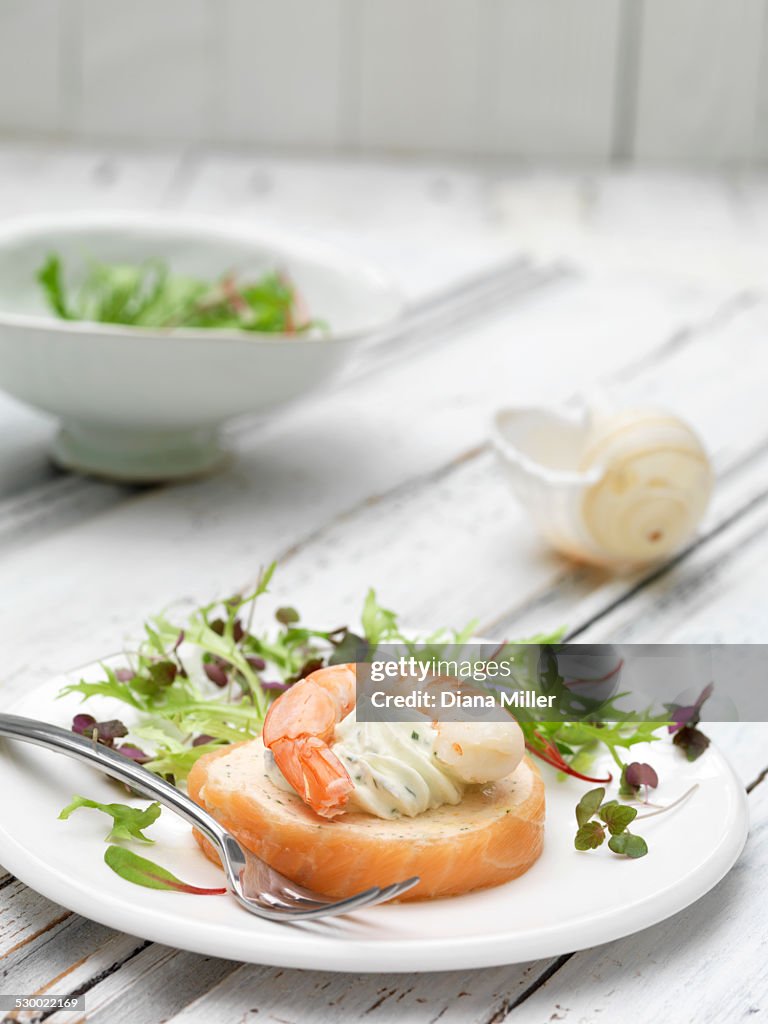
[104,846,226,894]
[59,796,161,843]
[575,787,605,828]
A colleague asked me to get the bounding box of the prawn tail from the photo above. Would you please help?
[271,736,354,819]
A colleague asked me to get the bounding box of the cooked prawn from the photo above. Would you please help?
[261,663,356,818]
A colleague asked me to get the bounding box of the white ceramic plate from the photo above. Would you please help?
[0,672,748,973]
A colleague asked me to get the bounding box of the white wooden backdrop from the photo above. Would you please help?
[0,141,767,1022]
[2,0,768,164]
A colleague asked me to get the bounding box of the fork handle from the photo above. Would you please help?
[0,713,233,853]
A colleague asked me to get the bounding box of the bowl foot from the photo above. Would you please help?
[51,423,229,483]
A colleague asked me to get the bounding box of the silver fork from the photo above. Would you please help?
[0,714,418,920]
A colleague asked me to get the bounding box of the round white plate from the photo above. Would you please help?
[0,672,748,973]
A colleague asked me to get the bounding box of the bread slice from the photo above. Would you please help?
[188,738,545,901]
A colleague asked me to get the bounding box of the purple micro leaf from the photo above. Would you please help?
[93,719,130,743]
[72,714,97,735]
[116,744,151,764]
[232,619,245,643]
[667,706,696,734]
[260,680,290,693]
[203,660,229,688]
[114,668,135,682]
[668,682,715,733]
[673,725,711,762]
[73,716,128,748]
[625,762,659,789]
[172,630,185,652]
[246,656,266,672]
[192,734,215,747]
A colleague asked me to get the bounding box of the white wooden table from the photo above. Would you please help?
[1,143,767,1024]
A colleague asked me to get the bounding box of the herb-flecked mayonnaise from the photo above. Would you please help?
[264,710,525,820]
[331,711,464,818]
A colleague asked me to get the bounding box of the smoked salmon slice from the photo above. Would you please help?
[188,738,545,901]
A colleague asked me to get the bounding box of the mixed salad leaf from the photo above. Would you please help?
[59,795,161,844]
[57,563,711,888]
[37,254,325,334]
[58,564,495,784]
[60,563,711,787]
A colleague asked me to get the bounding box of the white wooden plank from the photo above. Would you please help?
[214,291,760,639]
[77,0,212,143]
[0,142,185,218]
[38,943,237,1024]
[511,773,768,1024]
[0,277,727,701]
[0,396,56,500]
[546,295,768,649]
[633,0,764,164]
[11,940,229,1024]
[1,916,141,1009]
[0,153,764,1020]
[6,326,766,1020]
[755,12,768,163]
[164,961,552,1024]
[0,476,128,547]
[490,170,768,293]
[705,724,768,788]
[488,0,621,160]
[0,0,62,136]
[0,879,70,959]
[178,153,523,299]
[355,0,482,154]
[220,0,345,149]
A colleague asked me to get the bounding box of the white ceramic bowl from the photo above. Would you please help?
[0,212,403,481]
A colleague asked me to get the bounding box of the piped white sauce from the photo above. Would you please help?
[265,710,524,820]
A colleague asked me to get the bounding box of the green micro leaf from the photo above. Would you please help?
[574,821,606,851]
[575,787,606,828]
[608,832,649,859]
[104,846,226,894]
[59,796,161,843]
[275,606,300,625]
[598,800,638,835]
